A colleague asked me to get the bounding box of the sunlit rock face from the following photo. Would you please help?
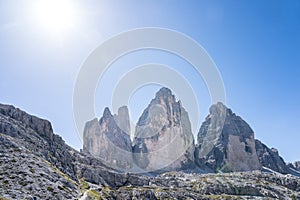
[132,87,195,172]
[195,102,261,172]
[83,107,133,170]
[114,105,131,136]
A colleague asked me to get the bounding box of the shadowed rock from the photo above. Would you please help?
[255,139,289,174]
[195,102,261,172]
[289,161,300,171]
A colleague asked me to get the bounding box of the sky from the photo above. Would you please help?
[0,0,299,162]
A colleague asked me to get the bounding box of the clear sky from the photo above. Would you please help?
[1,0,299,162]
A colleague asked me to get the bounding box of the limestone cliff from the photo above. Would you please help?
[83,108,132,170]
[132,87,195,172]
[195,102,261,172]
[114,105,131,136]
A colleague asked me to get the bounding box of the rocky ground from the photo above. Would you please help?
[78,171,300,200]
[0,134,78,199]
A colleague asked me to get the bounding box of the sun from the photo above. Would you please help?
[34,0,76,35]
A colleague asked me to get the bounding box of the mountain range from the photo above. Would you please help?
[0,87,299,199]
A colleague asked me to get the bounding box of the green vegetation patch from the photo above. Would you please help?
[41,158,78,186]
[87,189,102,200]
[79,178,90,192]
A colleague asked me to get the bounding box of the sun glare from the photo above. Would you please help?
[35,0,75,35]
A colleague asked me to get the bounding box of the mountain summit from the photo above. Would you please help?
[133,87,195,172]
[195,102,261,172]
[83,107,133,170]
[1,93,300,199]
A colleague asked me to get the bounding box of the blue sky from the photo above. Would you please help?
[0,0,299,162]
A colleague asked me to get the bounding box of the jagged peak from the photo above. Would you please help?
[154,87,175,100]
[117,105,129,113]
[137,87,183,127]
[114,105,131,135]
[209,102,233,116]
[103,107,112,118]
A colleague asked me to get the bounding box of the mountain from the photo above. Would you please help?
[292,161,300,171]
[0,103,79,199]
[195,102,261,172]
[1,88,300,199]
[0,104,77,180]
[83,89,293,175]
[288,161,300,173]
[113,105,131,136]
[255,139,290,174]
[83,107,133,170]
[1,108,300,200]
[132,87,195,172]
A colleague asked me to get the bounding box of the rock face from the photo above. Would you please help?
[288,161,300,171]
[132,87,195,172]
[195,102,261,172]
[0,134,78,199]
[255,139,290,174]
[83,108,133,170]
[114,105,131,136]
[0,103,78,199]
[0,104,77,180]
[294,162,300,170]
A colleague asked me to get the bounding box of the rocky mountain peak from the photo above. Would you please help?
[114,105,130,135]
[137,87,181,128]
[103,107,112,118]
[209,102,233,117]
[195,103,261,172]
[83,107,132,170]
[147,87,178,113]
[133,87,195,172]
[154,87,174,98]
[294,161,300,170]
[288,161,300,171]
[99,107,118,132]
